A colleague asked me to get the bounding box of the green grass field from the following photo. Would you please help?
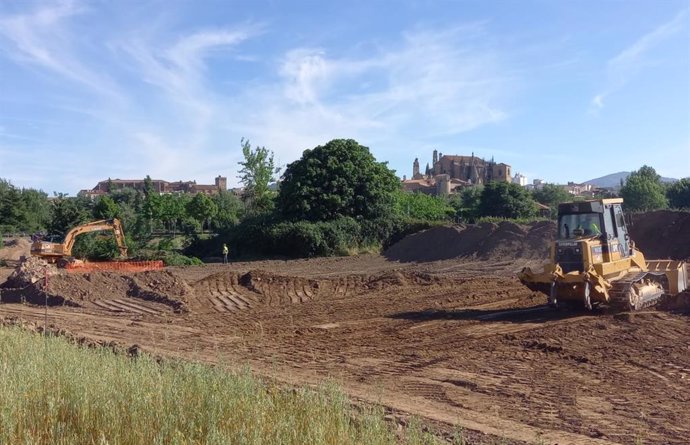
[0,326,444,445]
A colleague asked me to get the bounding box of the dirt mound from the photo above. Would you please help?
[629,210,690,260]
[658,291,690,314]
[190,269,452,312]
[384,221,555,263]
[0,238,31,262]
[4,257,57,288]
[5,269,192,312]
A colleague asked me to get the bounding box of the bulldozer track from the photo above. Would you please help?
[609,271,667,311]
[192,273,260,313]
[208,292,255,312]
[92,299,161,315]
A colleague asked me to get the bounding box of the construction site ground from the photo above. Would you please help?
[1,254,689,445]
[2,212,689,444]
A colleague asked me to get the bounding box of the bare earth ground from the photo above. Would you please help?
[1,255,688,445]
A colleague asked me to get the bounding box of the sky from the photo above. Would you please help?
[0,0,688,195]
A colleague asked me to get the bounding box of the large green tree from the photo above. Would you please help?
[237,139,278,214]
[211,190,244,229]
[278,139,400,221]
[532,183,572,219]
[93,195,120,220]
[667,178,690,209]
[478,181,537,219]
[159,194,187,234]
[448,185,484,222]
[48,194,89,237]
[186,193,218,232]
[620,165,668,211]
[0,180,26,232]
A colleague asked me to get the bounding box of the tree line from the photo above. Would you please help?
[1,140,688,260]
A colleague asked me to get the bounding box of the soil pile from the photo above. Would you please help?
[658,290,690,314]
[192,269,454,311]
[629,210,690,260]
[384,221,555,263]
[6,269,192,311]
[4,257,56,288]
[238,269,446,300]
[385,210,690,263]
[0,238,31,262]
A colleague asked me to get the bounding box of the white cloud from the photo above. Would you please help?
[0,0,123,102]
[235,25,514,165]
[0,4,511,192]
[591,9,688,110]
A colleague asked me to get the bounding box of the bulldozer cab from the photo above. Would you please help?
[557,198,631,263]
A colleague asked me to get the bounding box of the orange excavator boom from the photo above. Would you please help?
[31,218,128,262]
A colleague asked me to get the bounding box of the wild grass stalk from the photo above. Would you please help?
[0,326,439,445]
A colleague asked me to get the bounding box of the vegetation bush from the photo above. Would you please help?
[268,221,329,257]
[0,326,441,445]
[135,250,203,266]
[478,182,537,219]
[189,214,442,259]
[475,216,551,225]
[667,178,690,209]
[393,191,455,221]
[532,183,572,219]
[317,217,362,255]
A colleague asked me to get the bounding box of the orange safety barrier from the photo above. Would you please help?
[64,260,164,273]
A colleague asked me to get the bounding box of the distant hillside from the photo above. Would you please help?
[585,171,678,188]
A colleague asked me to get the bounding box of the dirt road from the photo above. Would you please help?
[1,256,688,445]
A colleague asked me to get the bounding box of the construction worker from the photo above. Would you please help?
[589,221,601,235]
[222,243,229,264]
[576,218,601,236]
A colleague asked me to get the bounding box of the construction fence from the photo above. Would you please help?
[64,261,164,273]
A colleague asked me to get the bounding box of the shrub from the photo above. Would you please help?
[269,221,328,257]
[317,217,361,255]
[135,249,203,266]
[188,214,438,259]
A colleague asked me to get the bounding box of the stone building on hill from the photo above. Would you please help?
[79,176,228,198]
[404,150,511,196]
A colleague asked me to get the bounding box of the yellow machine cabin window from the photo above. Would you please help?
[559,213,603,239]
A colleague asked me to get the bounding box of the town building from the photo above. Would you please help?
[79,176,228,198]
[512,172,528,186]
[562,182,594,196]
[403,150,511,196]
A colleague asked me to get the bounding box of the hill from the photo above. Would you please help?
[585,171,678,188]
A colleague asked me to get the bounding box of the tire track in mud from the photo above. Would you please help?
[189,270,459,314]
[3,255,688,444]
[92,299,162,316]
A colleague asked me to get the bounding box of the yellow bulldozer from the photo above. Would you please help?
[519,198,688,311]
[30,218,128,266]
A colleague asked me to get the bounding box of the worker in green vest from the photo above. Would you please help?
[222,243,229,264]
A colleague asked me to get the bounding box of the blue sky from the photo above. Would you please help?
[0,0,688,194]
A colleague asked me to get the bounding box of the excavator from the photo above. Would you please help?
[30,219,128,267]
[519,198,688,311]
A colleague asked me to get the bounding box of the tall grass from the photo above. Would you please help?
[0,326,439,445]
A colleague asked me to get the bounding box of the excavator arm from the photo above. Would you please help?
[31,218,128,261]
[62,219,128,258]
